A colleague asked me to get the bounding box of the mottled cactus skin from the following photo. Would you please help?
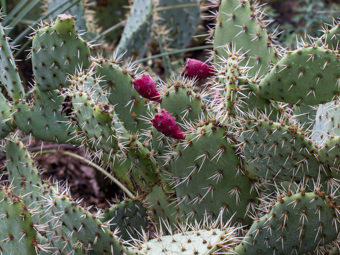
[0,2,339,255]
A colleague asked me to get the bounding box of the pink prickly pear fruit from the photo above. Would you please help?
[151,109,185,140]
[182,58,215,79]
[133,73,161,102]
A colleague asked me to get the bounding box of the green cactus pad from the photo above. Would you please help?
[214,0,277,78]
[146,185,179,228]
[166,122,257,225]
[318,136,340,175]
[101,199,148,241]
[257,47,340,105]
[0,24,24,100]
[45,0,88,33]
[6,139,88,254]
[94,59,152,133]
[213,54,246,118]
[291,104,317,131]
[31,14,91,91]
[132,223,239,255]
[116,0,153,57]
[0,92,14,138]
[70,76,121,157]
[240,119,326,183]
[0,188,38,254]
[156,0,200,49]
[45,189,132,255]
[234,191,339,254]
[160,78,207,124]
[6,140,42,205]
[13,88,76,143]
[317,21,340,50]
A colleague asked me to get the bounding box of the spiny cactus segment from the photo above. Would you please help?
[0,1,339,254]
[257,46,340,106]
[31,14,91,91]
[160,77,208,124]
[0,23,24,100]
[234,190,339,254]
[0,92,14,138]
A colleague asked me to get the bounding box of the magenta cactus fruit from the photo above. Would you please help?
[133,73,161,102]
[151,109,185,140]
[182,58,215,79]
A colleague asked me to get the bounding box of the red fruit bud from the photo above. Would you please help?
[151,109,185,140]
[133,74,161,102]
[182,58,215,79]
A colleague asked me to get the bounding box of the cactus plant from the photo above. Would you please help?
[0,1,339,254]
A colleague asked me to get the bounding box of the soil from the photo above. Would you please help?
[0,138,122,210]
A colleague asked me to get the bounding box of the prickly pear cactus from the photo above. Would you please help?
[234,191,339,254]
[0,188,39,254]
[0,23,24,99]
[0,92,14,138]
[31,14,91,91]
[0,1,339,255]
[214,0,278,78]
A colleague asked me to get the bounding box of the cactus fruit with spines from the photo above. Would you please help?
[45,0,89,33]
[0,1,339,254]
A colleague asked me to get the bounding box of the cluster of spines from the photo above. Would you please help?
[234,189,340,255]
